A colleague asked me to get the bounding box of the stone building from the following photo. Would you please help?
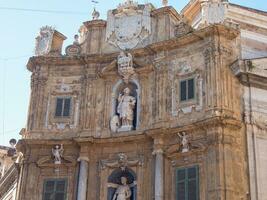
[13,0,267,200]
[0,146,18,200]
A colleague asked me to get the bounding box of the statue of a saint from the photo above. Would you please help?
[52,144,64,164]
[117,87,136,129]
[112,177,132,200]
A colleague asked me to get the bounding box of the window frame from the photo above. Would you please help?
[175,165,199,200]
[43,178,68,200]
[179,77,196,103]
[54,97,72,118]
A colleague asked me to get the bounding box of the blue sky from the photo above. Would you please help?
[0,0,266,146]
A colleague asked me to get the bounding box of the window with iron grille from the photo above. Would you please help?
[176,166,199,200]
[55,97,71,117]
[43,179,67,200]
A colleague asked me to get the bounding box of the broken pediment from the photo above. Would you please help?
[36,155,77,167]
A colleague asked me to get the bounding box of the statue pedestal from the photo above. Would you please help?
[118,125,133,132]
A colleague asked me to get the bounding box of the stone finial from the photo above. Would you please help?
[73,34,79,45]
[162,0,168,7]
[7,138,17,157]
[92,8,100,20]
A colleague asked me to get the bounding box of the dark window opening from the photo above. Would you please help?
[180,78,195,102]
[55,97,71,117]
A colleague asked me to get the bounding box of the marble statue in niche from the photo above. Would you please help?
[110,81,139,133]
[112,177,132,200]
[117,87,136,129]
[107,168,137,200]
[52,144,64,164]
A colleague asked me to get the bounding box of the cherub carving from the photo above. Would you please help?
[52,144,64,164]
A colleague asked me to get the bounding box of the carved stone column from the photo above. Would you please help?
[153,149,164,200]
[77,157,89,200]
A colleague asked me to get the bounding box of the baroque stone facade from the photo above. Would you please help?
[9,0,267,200]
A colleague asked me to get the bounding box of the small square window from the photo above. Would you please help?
[180,78,195,102]
[55,97,71,117]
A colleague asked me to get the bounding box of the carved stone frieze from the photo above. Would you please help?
[36,154,76,167]
[100,153,144,171]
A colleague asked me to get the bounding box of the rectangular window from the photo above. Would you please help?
[176,166,199,200]
[55,97,71,117]
[43,179,67,200]
[180,78,195,102]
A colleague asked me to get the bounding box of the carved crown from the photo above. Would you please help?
[40,26,55,34]
[117,0,138,12]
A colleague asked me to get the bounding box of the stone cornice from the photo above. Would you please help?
[145,117,242,139]
[229,3,267,18]
[231,59,267,90]
[26,24,239,72]
[151,6,181,21]
[19,116,241,148]
[83,19,107,29]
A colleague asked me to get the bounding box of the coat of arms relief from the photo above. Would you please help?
[106,0,152,50]
[35,26,55,56]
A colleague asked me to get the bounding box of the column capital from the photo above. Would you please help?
[152,148,164,156]
[77,156,90,162]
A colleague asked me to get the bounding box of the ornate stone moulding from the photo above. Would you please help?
[117,0,138,12]
[100,153,144,171]
[35,26,66,57]
[106,2,152,50]
[165,132,207,162]
[35,26,55,56]
[36,155,77,168]
[65,45,81,57]
[117,51,135,83]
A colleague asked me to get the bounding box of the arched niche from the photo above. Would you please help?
[111,79,141,131]
[107,168,137,200]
